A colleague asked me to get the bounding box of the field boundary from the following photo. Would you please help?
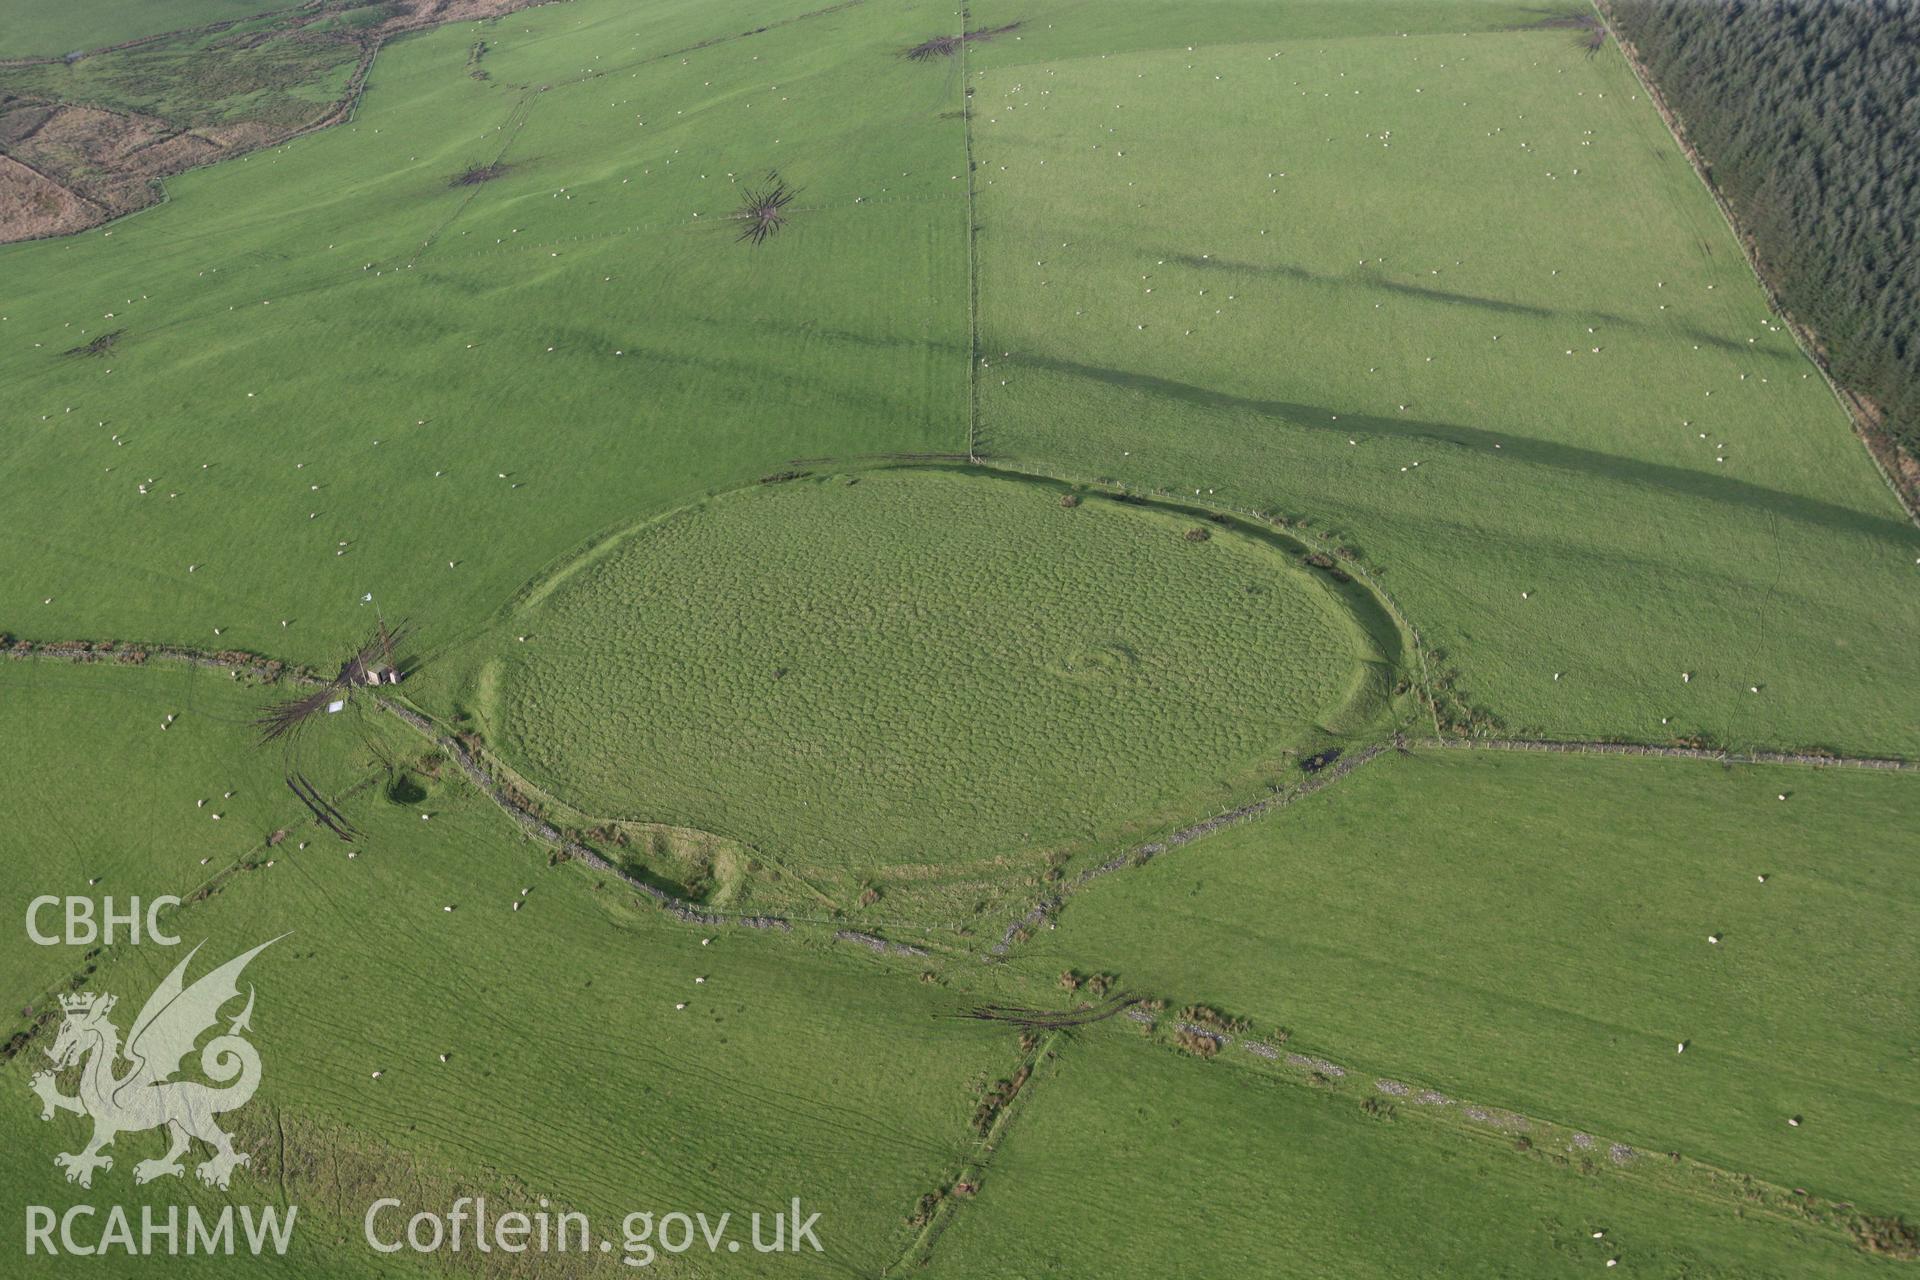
[0,634,318,684]
[8,618,1908,969]
[885,1028,1064,1275]
[375,698,797,932]
[1113,1011,1891,1255]
[531,0,867,96]
[1424,735,1912,771]
[990,742,1395,956]
[0,1,556,245]
[987,732,1913,959]
[960,5,982,462]
[965,455,1447,733]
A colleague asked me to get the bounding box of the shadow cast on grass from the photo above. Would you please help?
[1155,251,1760,354]
[1015,353,1912,542]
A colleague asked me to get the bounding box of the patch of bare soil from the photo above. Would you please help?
[0,151,97,240]
[34,103,170,163]
[0,0,548,244]
[451,161,510,187]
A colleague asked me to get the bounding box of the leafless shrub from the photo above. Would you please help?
[903,22,1022,60]
[1174,1029,1220,1058]
[451,162,510,187]
[63,329,123,358]
[734,172,796,245]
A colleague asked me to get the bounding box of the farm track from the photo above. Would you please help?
[406,86,538,268]
[399,1,874,267]
[958,992,1140,1029]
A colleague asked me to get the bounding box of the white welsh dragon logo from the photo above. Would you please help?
[29,937,282,1190]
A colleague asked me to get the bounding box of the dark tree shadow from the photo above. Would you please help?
[1013,352,1912,541]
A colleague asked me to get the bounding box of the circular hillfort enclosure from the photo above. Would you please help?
[450,469,1403,878]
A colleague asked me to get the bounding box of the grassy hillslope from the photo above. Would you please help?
[929,1025,1888,1278]
[1018,748,1920,1214]
[1,682,1015,1275]
[0,0,967,670]
[964,1,1920,755]
[0,656,408,1017]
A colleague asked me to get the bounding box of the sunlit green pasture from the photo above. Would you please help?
[0,666,1013,1276]
[1019,748,1920,1214]
[964,1,1920,756]
[928,1024,1888,1278]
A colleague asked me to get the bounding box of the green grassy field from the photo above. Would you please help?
[0,656,408,1016]
[3,0,1912,754]
[0,0,282,60]
[1016,748,1920,1214]
[928,1024,1887,1278]
[965,0,1920,756]
[0,668,1016,1276]
[0,0,967,674]
[2,0,1917,1273]
[419,468,1400,906]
